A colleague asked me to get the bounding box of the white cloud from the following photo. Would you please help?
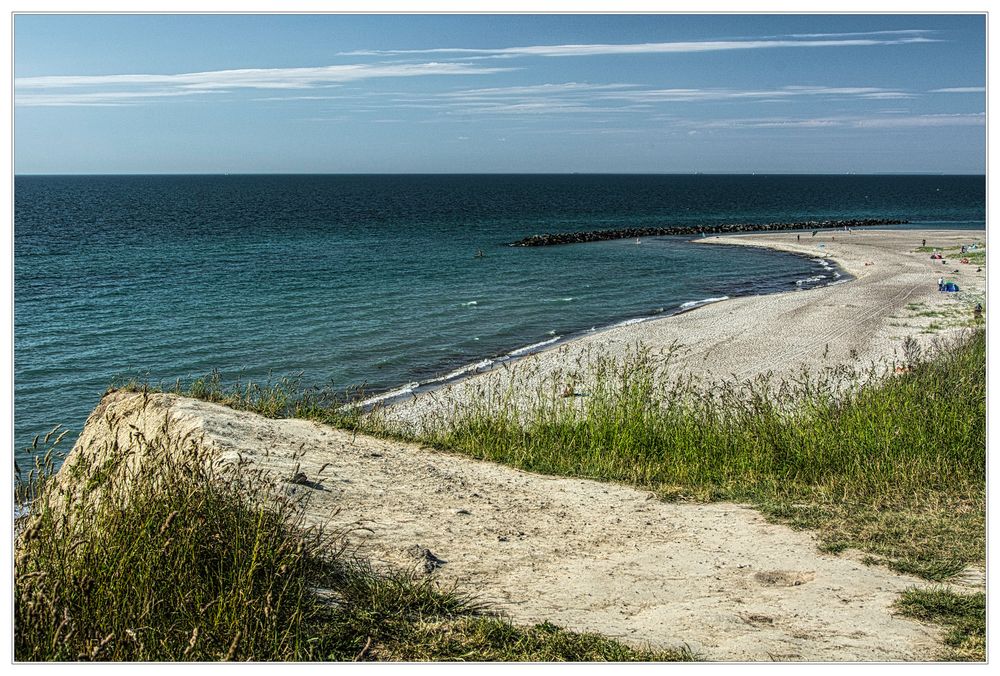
[594,85,913,103]
[339,34,938,59]
[16,62,514,90]
[853,113,985,128]
[689,112,984,130]
[780,29,934,39]
[441,82,639,98]
[14,61,516,106]
[412,82,917,118]
[929,86,985,93]
[14,89,219,107]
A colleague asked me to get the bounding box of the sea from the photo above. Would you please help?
[13,174,985,468]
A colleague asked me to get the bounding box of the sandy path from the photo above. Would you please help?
[69,391,952,661]
[380,229,985,431]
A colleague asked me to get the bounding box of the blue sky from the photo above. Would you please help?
[13,14,986,174]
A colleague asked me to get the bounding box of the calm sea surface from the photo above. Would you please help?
[14,174,985,466]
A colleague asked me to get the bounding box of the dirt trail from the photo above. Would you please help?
[67,390,951,661]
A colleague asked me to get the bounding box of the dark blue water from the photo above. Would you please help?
[14,174,985,466]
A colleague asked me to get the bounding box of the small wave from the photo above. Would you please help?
[461,300,478,306]
[546,330,557,335]
[826,278,849,287]
[611,317,651,328]
[543,297,576,303]
[356,382,420,408]
[795,275,826,286]
[679,295,730,310]
[508,336,562,357]
[423,359,495,385]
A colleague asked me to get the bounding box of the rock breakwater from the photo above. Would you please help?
[509,218,908,247]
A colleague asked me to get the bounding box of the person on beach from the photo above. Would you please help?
[797,234,800,242]
[938,277,944,291]
[922,239,927,247]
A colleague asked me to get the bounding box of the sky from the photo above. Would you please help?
[12,13,987,174]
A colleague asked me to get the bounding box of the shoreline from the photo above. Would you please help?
[357,243,848,410]
[378,228,985,429]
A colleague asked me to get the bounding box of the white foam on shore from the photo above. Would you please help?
[796,275,827,286]
[610,317,650,328]
[357,382,421,408]
[423,359,496,385]
[679,295,730,310]
[508,336,562,357]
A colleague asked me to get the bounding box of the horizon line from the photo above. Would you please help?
[13,171,986,177]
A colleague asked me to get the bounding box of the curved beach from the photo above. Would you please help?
[49,227,985,661]
[381,228,985,430]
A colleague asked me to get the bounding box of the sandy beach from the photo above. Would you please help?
[380,228,985,431]
[54,227,985,661]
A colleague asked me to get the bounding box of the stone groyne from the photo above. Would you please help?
[508,218,909,247]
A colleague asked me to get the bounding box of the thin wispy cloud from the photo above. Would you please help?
[853,112,984,128]
[422,83,917,117]
[593,85,914,103]
[780,29,934,39]
[14,89,220,107]
[929,86,985,93]
[339,33,938,59]
[439,82,640,97]
[691,112,984,130]
[14,61,515,106]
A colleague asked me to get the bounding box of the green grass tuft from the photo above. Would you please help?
[895,588,985,661]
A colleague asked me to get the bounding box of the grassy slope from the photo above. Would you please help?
[80,328,985,661]
[401,330,985,583]
[14,432,688,662]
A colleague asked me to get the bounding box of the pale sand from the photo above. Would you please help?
[71,391,949,661]
[380,229,985,432]
[60,230,983,661]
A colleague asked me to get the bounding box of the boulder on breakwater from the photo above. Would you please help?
[508,218,909,247]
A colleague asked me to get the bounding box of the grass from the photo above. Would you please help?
[915,243,986,266]
[101,329,984,661]
[113,370,365,430]
[131,330,985,585]
[381,330,985,586]
[895,588,985,661]
[14,426,689,662]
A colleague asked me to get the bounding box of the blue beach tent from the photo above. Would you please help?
[943,282,960,293]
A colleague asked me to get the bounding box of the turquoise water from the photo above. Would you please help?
[14,174,985,466]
